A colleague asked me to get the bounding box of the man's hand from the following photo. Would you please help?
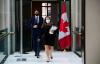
[33,25,38,28]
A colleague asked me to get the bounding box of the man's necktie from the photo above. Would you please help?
[35,16,39,24]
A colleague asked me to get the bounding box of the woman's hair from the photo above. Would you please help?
[45,16,51,20]
[45,16,51,24]
[45,17,58,27]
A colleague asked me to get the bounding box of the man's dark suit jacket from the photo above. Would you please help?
[29,16,43,29]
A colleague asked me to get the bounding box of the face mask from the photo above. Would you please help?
[46,20,50,23]
[35,14,38,16]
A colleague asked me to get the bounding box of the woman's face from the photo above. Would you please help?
[46,17,50,23]
[46,19,50,23]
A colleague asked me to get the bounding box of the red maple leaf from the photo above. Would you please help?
[59,19,69,32]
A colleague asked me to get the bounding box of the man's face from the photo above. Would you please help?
[34,11,39,16]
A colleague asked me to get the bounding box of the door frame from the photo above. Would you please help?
[81,0,85,64]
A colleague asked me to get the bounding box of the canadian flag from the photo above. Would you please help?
[59,1,71,50]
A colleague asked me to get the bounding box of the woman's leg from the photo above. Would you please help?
[44,45,50,61]
[49,46,54,59]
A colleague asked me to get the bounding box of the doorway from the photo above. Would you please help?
[21,1,60,52]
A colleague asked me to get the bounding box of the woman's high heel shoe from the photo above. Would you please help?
[51,56,53,59]
[46,58,50,62]
[46,60,50,62]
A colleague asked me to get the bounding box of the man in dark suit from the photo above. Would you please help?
[28,10,43,58]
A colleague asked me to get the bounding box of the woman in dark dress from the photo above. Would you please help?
[43,17,57,62]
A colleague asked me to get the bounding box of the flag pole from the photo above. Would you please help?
[63,0,67,52]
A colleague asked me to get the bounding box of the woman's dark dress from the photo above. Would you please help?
[44,25,56,46]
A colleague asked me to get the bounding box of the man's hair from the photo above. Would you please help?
[34,10,39,14]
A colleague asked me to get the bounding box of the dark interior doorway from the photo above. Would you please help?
[15,1,60,52]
